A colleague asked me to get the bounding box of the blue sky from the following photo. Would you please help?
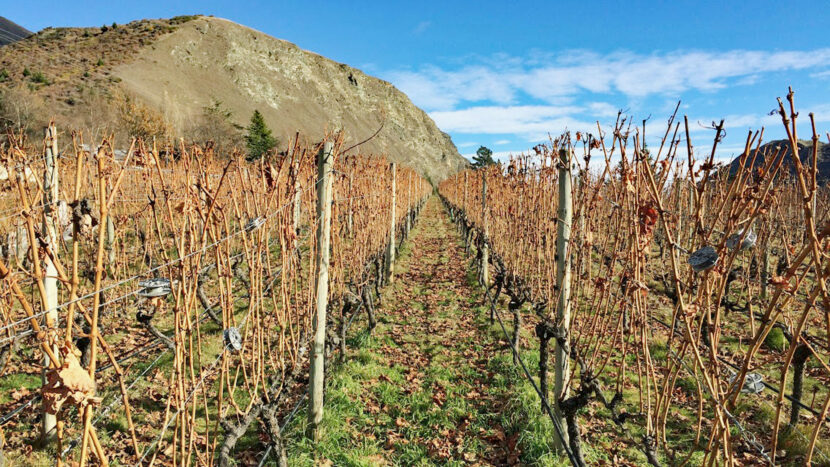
[4,0,830,162]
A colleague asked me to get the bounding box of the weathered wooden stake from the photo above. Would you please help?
[761,242,770,300]
[480,171,489,286]
[675,181,683,249]
[462,172,469,251]
[293,160,302,238]
[385,163,397,283]
[106,216,115,271]
[553,148,572,452]
[347,170,354,238]
[405,172,412,237]
[307,141,334,440]
[687,180,695,248]
[463,171,468,208]
[42,123,59,443]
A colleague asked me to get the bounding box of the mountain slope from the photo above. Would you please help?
[728,139,830,185]
[0,17,32,46]
[0,16,467,181]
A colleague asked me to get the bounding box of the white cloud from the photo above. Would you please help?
[687,103,830,134]
[430,105,604,141]
[494,139,510,145]
[587,102,620,118]
[456,142,478,148]
[387,49,830,111]
[388,65,517,111]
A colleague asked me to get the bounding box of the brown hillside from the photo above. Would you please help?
[0,15,466,181]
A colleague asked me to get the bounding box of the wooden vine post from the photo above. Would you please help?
[761,241,770,300]
[480,170,489,286]
[464,171,471,253]
[553,148,572,452]
[307,141,334,440]
[463,171,468,208]
[347,170,354,238]
[385,162,397,283]
[405,171,412,236]
[293,158,302,238]
[106,216,115,271]
[42,123,60,442]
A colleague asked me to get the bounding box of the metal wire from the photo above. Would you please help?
[667,348,773,464]
[483,284,579,466]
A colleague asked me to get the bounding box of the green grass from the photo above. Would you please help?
[282,199,569,465]
[0,373,40,404]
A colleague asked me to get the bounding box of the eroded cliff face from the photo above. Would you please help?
[115,17,467,181]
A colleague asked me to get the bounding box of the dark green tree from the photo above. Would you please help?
[245,110,277,161]
[472,145,495,168]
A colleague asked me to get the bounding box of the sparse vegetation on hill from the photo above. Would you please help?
[0,17,200,117]
[115,91,171,140]
[0,15,466,180]
[188,99,243,153]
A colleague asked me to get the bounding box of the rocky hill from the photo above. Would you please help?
[0,15,467,181]
[728,139,830,185]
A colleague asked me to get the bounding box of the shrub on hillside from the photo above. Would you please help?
[188,99,243,155]
[0,85,47,136]
[115,92,171,142]
[29,71,49,85]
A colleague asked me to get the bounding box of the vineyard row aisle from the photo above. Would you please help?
[282,196,568,466]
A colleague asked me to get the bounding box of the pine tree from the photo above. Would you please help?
[472,146,495,168]
[245,110,277,161]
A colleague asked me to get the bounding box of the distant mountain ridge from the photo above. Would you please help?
[728,139,830,185]
[0,15,467,181]
[0,17,32,46]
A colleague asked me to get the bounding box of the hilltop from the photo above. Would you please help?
[0,15,467,181]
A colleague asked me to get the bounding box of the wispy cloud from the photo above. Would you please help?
[387,49,830,112]
[388,65,516,110]
[430,104,602,140]
[385,48,830,156]
[413,21,431,35]
[687,103,830,133]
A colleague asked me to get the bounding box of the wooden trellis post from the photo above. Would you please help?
[553,148,572,452]
[385,163,396,283]
[42,123,59,442]
[405,171,412,237]
[687,179,695,249]
[480,170,489,286]
[293,159,302,238]
[761,235,770,300]
[347,170,354,238]
[307,141,334,440]
[675,180,682,249]
[465,172,472,254]
[106,216,115,271]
